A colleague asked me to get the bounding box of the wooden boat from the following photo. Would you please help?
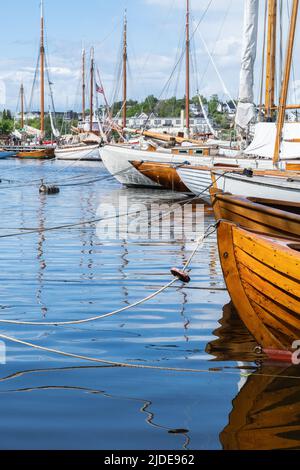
[217,220,300,350]
[221,364,300,450]
[16,147,55,159]
[206,302,258,362]
[55,143,100,161]
[211,168,300,203]
[0,150,15,159]
[130,161,190,192]
[210,189,300,238]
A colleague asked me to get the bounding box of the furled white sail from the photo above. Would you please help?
[49,108,60,138]
[235,0,259,130]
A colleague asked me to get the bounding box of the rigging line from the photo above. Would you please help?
[28,49,41,114]
[142,0,214,130]
[198,30,236,109]
[258,0,268,119]
[44,55,56,116]
[197,0,233,91]
[138,0,178,75]
[286,0,297,105]
[97,17,123,48]
[0,225,216,327]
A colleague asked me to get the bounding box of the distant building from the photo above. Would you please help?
[115,113,211,135]
[217,101,236,118]
[15,110,78,122]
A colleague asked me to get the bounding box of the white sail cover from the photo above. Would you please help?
[24,125,42,137]
[245,122,300,159]
[11,130,22,139]
[235,0,259,130]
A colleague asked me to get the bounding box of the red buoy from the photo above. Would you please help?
[170,268,191,283]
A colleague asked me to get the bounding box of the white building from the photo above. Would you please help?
[115,113,211,135]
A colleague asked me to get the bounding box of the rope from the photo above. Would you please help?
[0,167,224,238]
[0,331,241,374]
[1,331,299,379]
[0,163,130,192]
[141,0,214,130]
[1,361,300,382]
[0,224,217,327]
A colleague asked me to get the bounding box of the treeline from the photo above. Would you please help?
[0,93,232,137]
[0,109,78,139]
[0,109,14,135]
[111,95,206,118]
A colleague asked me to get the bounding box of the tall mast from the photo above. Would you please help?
[185,0,190,133]
[82,48,86,122]
[273,0,299,164]
[89,47,94,133]
[20,83,24,129]
[40,0,45,135]
[265,0,277,120]
[122,10,127,130]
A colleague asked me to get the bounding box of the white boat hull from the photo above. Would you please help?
[177,168,212,203]
[55,145,101,161]
[101,144,284,188]
[214,171,300,203]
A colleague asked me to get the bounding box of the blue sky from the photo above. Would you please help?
[0,0,299,112]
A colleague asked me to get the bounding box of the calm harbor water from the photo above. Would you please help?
[0,158,299,450]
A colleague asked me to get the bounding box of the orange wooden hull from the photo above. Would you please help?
[221,364,300,450]
[217,220,300,350]
[206,302,258,362]
[211,189,300,238]
[130,161,190,192]
[16,148,55,159]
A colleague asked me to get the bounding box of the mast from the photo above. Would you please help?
[122,10,127,130]
[82,48,86,123]
[265,0,277,121]
[20,83,24,129]
[89,47,94,133]
[273,0,299,164]
[40,0,45,135]
[185,0,190,133]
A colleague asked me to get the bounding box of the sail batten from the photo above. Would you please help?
[235,0,259,131]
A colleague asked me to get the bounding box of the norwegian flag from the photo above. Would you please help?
[96,82,104,94]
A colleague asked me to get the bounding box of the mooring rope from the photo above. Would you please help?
[0,330,244,374]
[0,224,217,326]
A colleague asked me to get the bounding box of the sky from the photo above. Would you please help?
[0,0,298,112]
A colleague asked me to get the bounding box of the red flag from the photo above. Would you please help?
[96,83,104,94]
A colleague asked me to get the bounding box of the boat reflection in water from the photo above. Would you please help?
[207,303,300,450]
